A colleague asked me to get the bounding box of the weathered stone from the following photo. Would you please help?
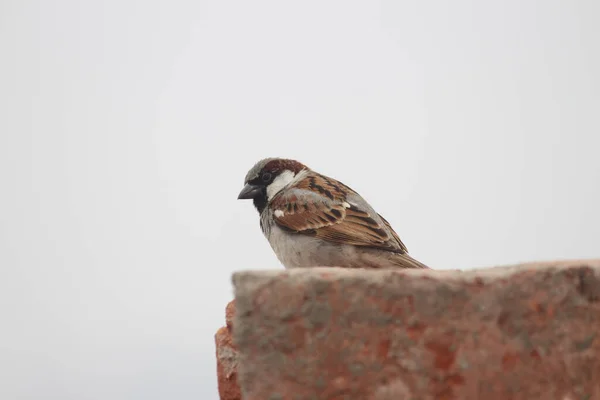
[229,259,600,400]
[215,300,241,400]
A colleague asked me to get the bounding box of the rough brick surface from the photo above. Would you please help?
[230,260,600,400]
[215,300,241,400]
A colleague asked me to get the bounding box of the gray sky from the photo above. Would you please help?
[1,1,599,399]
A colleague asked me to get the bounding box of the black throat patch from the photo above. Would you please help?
[252,187,268,214]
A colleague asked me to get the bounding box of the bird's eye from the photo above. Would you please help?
[261,172,272,182]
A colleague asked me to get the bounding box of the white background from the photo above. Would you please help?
[1,1,599,399]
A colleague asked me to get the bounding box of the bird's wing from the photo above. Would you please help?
[377,213,408,253]
[269,173,407,254]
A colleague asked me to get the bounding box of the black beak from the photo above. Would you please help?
[237,183,262,199]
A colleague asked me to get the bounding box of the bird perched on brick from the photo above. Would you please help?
[238,158,428,269]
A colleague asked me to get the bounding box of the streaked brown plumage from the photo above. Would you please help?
[238,158,428,269]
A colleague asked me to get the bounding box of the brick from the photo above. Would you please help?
[215,300,241,400]
[230,259,600,400]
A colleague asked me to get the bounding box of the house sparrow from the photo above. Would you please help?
[238,158,429,269]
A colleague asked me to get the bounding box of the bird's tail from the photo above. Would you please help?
[391,252,430,269]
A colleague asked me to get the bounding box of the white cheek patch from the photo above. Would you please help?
[274,209,284,218]
[266,170,296,200]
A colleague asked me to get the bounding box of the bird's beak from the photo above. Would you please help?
[237,183,262,199]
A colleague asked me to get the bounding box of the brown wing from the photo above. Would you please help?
[270,173,407,254]
[377,213,408,253]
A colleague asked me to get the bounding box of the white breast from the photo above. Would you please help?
[262,219,360,269]
[265,224,318,268]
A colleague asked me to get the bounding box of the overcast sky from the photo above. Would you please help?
[1,1,599,399]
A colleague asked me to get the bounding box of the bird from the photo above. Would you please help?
[237,158,429,269]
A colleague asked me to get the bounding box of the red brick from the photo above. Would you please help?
[229,259,600,400]
[215,300,241,400]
